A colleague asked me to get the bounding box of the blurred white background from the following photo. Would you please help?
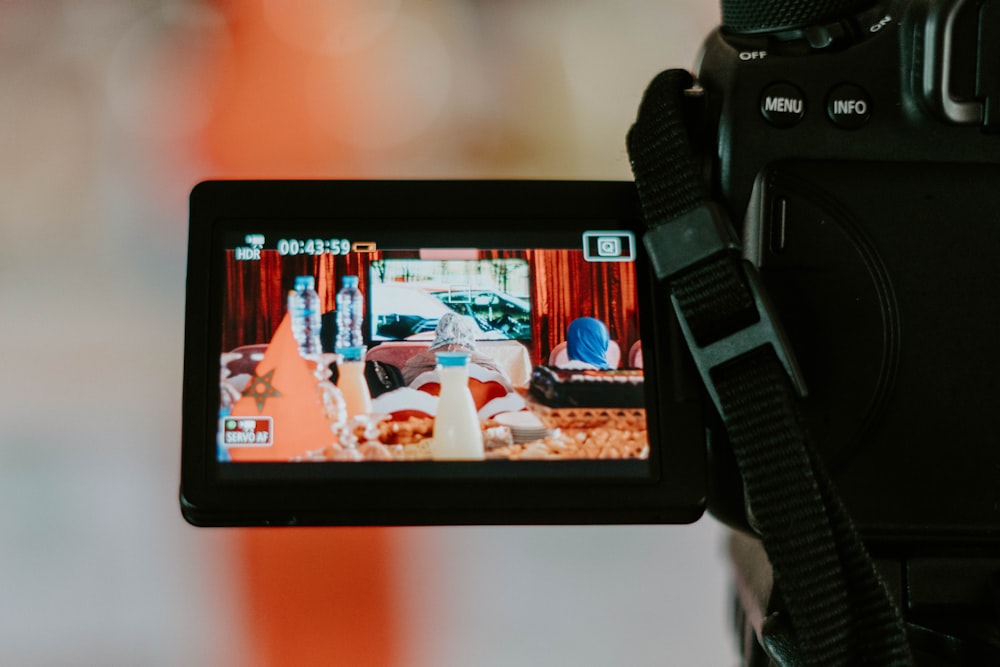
[0,1,739,664]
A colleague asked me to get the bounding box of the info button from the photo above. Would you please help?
[761,82,806,128]
[827,83,872,128]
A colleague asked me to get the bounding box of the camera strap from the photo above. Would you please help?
[627,69,912,667]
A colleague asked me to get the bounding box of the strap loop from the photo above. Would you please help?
[642,202,739,281]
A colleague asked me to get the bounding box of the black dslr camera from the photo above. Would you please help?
[683,0,1000,662]
[181,0,1000,662]
[700,0,1000,558]
[698,0,1000,546]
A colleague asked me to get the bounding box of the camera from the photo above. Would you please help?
[181,0,1000,660]
[181,0,1000,534]
[673,0,1000,661]
[691,0,1000,546]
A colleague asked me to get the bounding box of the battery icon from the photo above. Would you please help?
[352,241,378,253]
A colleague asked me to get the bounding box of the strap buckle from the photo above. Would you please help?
[643,203,808,417]
[674,261,808,417]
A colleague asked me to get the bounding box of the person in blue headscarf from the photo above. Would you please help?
[561,317,611,370]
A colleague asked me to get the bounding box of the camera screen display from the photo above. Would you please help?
[217,229,649,469]
[182,181,705,526]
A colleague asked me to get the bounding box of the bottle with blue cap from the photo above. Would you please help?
[288,275,322,356]
[334,275,370,417]
[431,351,484,460]
[335,275,364,353]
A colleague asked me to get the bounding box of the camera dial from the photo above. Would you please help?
[720,0,874,35]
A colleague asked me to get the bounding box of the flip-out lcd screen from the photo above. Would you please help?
[181,181,706,526]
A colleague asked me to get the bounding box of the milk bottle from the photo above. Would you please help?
[430,351,484,460]
[336,346,372,419]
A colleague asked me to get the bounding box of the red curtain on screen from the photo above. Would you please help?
[522,249,639,364]
[224,248,640,369]
[222,250,374,351]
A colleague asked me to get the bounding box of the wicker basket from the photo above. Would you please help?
[526,399,647,431]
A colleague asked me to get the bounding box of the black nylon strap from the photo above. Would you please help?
[627,69,912,666]
[626,70,707,221]
[626,70,758,346]
[714,352,911,665]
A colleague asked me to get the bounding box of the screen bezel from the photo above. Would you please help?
[181,180,706,526]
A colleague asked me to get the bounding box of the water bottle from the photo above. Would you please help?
[335,275,365,353]
[288,275,322,356]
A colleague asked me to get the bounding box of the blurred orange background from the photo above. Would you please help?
[0,1,738,665]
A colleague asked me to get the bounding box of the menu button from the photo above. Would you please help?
[761,82,806,128]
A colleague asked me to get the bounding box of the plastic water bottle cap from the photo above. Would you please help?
[337,345,367,362]
[342,275,359,288]
[295,275,315,290]
[435,351,471,367]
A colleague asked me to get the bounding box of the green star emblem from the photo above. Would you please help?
[244,368,282,412]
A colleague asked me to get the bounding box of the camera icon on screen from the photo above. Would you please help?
[597,236,621,256]
[583,230,636,262]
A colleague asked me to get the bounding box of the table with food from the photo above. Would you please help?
[289,366,650,463]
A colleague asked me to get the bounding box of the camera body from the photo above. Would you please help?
[181,0,1000,549]
[695,0,1000,551]
[178,1,1000,660]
